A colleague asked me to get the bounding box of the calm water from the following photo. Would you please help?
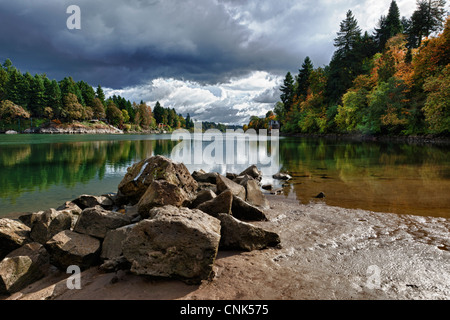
[0,134,449,218]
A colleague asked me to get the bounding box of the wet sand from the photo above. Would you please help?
[2,194,449,300]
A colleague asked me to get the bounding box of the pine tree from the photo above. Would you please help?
[96,85,106,105]
[334,10,362,58]
[410,0,447,47]
[280,72,295,112]
[296,57,314,99]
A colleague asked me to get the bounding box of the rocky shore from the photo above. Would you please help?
[0,156,449,300]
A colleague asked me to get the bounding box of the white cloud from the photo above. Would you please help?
[105,70,282,125]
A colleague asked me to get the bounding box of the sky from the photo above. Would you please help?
[0,0,423,125]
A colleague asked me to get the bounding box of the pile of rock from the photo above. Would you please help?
[0,156,280,294]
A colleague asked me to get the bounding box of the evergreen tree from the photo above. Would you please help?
[326,10,362,104]
[77,80,96,107]
[296,57,314,99]
[410,0,447,47]
[374,1,403,50]
[29,74,46,117]
[96,85,106,105]
[45,79,62,118]
[153,101,164,124]
[280,72,295,112]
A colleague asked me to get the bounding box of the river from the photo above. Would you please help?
[0,134,449,218]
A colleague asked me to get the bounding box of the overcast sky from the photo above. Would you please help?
[0,0,421,124]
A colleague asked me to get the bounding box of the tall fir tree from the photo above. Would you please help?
[280,71,295,112]
[296,57,314,99]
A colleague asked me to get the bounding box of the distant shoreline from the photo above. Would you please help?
[281,132,450,145]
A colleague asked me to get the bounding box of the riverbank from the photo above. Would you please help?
[2,193,448,300]
[281,132,450,145]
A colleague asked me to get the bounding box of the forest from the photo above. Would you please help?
[0,61,228,133]
[248,0,449,136]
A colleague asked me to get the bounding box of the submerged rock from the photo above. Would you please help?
[273,172,292,180]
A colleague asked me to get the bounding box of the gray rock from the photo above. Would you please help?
[196,190,233,218]
[216,174,246,199]
[122,205,221,284]
[242,179,270,209]
[117,155,198,205]
[217,213,281,251]
[239,165,263,181]
[100,224,135,261]
[30,209,72,245]
[137,180,191,218]
[188,189,217,209]
[18,211,44,228]
[192,170,218,184]
[73,206,132,239]
[0,243,49,294]
[0,219,31,260]
[72,194,114,210]
[56,201,83,215]
[231,195,268,221]
[45,230,101,270]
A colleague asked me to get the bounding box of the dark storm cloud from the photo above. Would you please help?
[0,0,339,88]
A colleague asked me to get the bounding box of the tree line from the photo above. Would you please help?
[252,0,449,136]
[0,60,228,132]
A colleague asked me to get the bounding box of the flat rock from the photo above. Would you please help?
[122,205,221,284]
[73,206,132,239]
[192,171,218,184]
[217,213,281,251]
[196,190,233,218]
[45,230,101,270]
[0,219,31,260]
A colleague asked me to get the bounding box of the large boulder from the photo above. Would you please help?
[0,243,49,294]
[217,213,281,251]
[73,206,132,239]
[137,180,191,218]
[122,205,221,284]
[116,155,198,205]
[45,230,101,270]
[0,219,31,260]
[216,174,246,199]
[231,195,268,221]
[196,190,233,218]
[30,209,72,245]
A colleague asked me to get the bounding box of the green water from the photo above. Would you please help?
[0,134,449,218]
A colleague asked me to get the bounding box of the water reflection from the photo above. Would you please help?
[0,135,449,218]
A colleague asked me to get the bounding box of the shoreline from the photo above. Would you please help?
[2,194,449,300]
[281,132,450,145]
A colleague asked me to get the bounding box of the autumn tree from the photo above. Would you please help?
[0,100,30,124]
[105,101,123,127]
[62,93,84,122]
[91,97,106,120]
